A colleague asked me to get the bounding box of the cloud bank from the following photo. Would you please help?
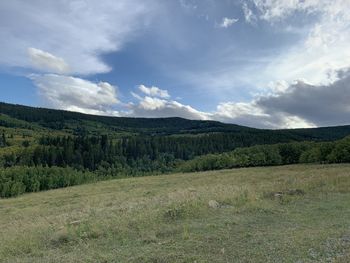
[0,0,156,116]
[28,48,69,74]
[251,0,350,85]
[127,88,208,120]
[138,85,170,98]
[31,74,119,116]
[127,69,350,129]
[0,0,155,75]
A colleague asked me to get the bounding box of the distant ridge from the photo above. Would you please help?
[1,101,350,140]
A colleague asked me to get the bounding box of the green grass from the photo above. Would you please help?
[1,164,350,262]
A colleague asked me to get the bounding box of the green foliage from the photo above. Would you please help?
[179,136,350,173]
[179,153,233,172]
[232,144,282,167]
[0,166,95,198]
[22,140,30,147]
[0,131,6,148]
[325,137,350,163]
[2,134,350,198]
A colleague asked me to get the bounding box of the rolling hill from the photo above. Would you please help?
[1,101,350,139]
[1,101,350,198]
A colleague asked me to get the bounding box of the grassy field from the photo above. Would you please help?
[1,164,350,263]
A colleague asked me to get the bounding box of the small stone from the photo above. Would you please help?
[208,200,220,209]
[274,192,283,198]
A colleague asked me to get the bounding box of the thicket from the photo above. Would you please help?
[178,136,350,172]
[0,166,95,198]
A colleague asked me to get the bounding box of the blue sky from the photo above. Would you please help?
[1,0,350,128]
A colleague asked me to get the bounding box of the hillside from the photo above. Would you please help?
[0,102,253,135]
[1,164,350,262]
[2,101,350,197]
[2,101,350,139]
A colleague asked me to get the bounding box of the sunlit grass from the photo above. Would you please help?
[1,164,350,262]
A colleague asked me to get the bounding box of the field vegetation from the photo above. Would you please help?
[1,103,350,262]
[1,164,350,262]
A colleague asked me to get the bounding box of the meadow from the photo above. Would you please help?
[1,164,350,262]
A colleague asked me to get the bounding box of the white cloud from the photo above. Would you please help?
[0,0,156,75]
[213,101,315,129]
[28,48,69,74]
[252,0,318,22]
[215,101,267,119]
[242,3,257,24]
[139,96,167,110]
[138,84,170,98]
[219,17,239,28]
[130,98,209,120]
[128,89,209,120]
[238,0,350,89]
[30,74,119,116]
[179,0,198,10]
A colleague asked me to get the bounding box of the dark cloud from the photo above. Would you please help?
[257,71,350,127]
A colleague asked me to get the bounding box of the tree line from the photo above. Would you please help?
[178,136,350,172]
[1,132,304,171]
[2,133,350,198]
[3,101,350,140]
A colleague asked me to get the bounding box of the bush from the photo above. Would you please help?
[0,166,96,198]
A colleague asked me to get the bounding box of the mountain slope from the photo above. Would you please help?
[1,101,350,140]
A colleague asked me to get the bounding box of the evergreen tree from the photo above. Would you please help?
[0,132,6,147]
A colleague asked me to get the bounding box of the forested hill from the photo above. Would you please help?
[0,102,248,135]
[1,101,350,141]
[2,101,350,197]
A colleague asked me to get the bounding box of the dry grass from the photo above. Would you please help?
[1,164,350,262]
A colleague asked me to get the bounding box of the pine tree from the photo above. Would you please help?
[0,132,6,147]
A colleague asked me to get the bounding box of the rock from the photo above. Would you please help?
[208,200,220,209]
[274,192,283,198]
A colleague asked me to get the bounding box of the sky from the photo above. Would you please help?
[1,0,350,129]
